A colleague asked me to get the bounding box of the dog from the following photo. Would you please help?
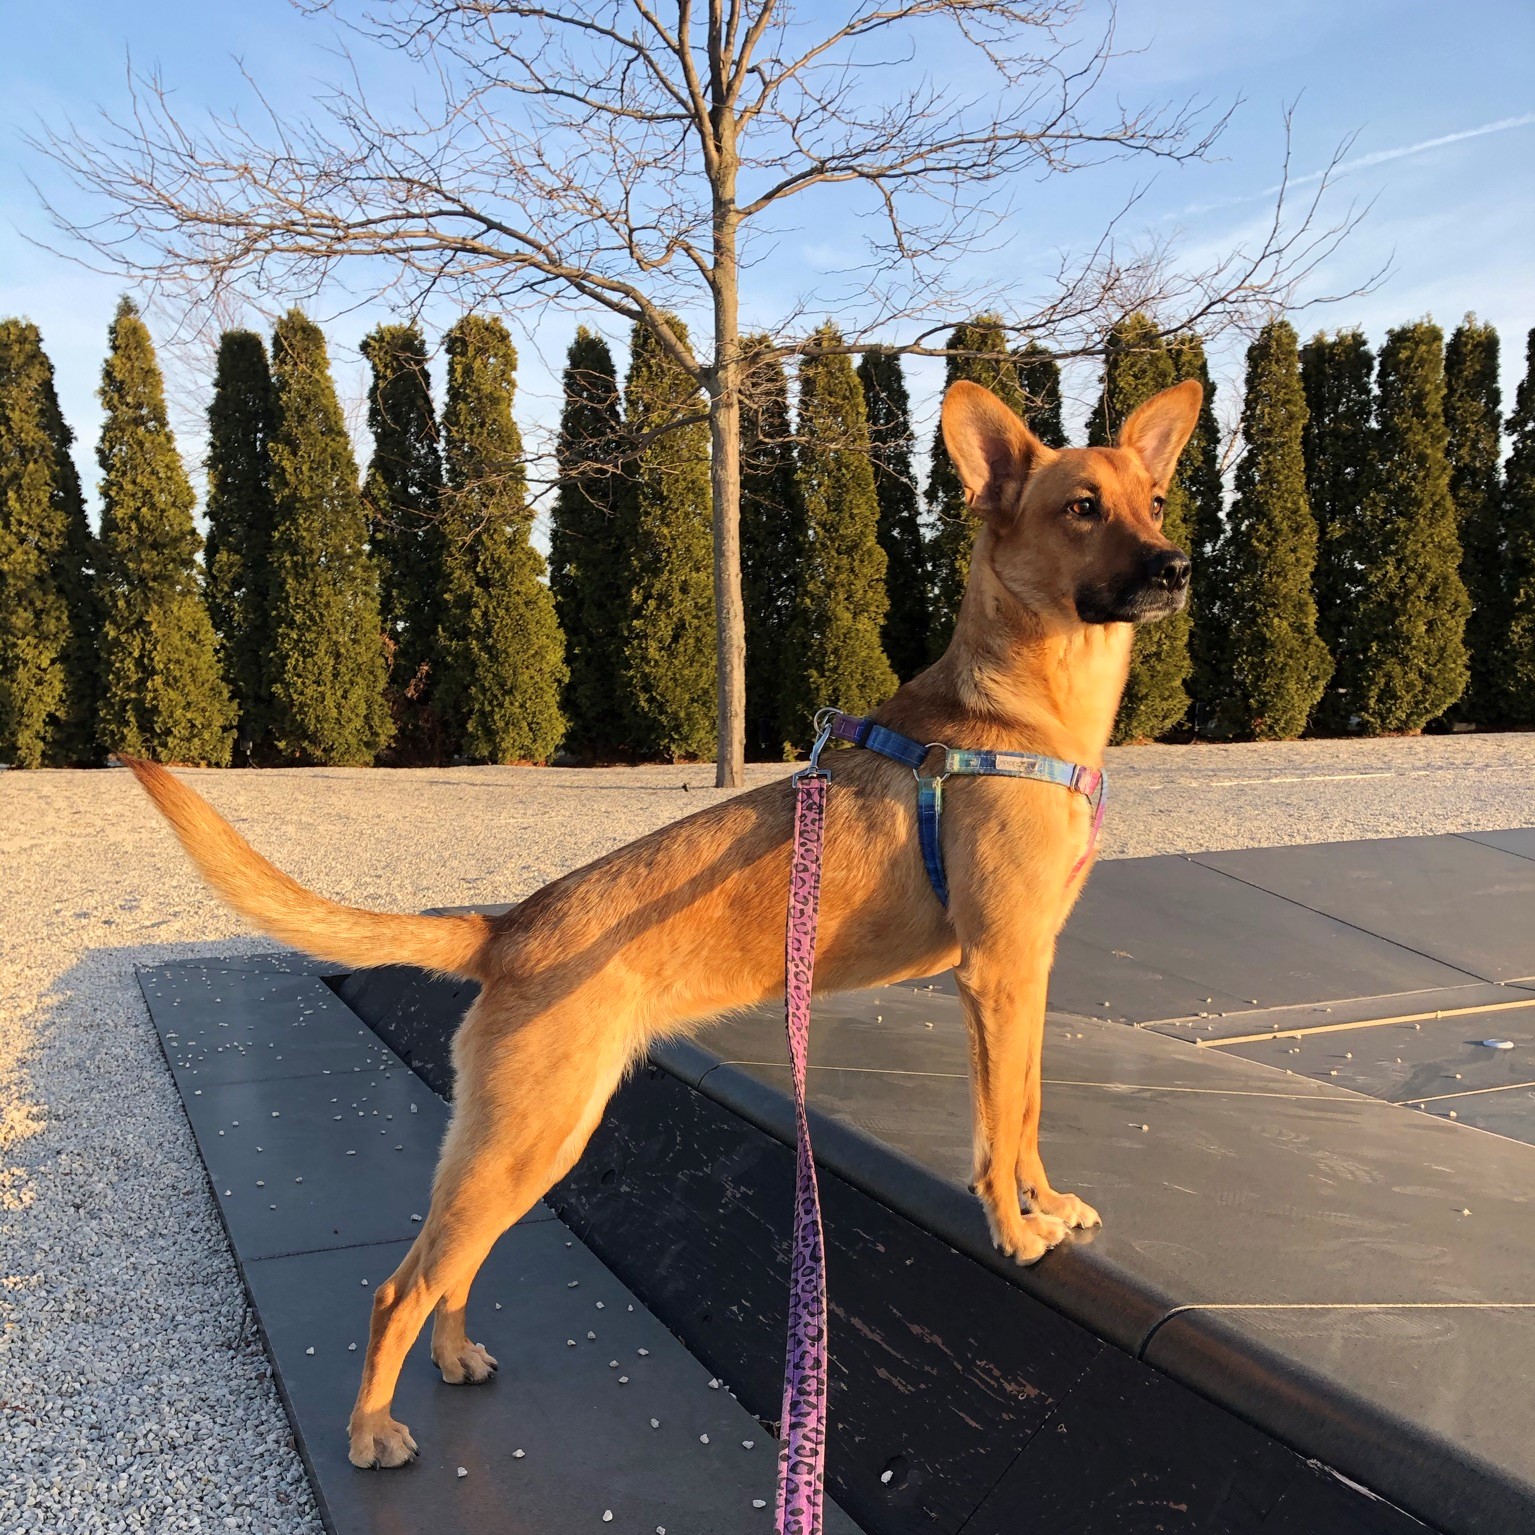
[126,374,1200,1469]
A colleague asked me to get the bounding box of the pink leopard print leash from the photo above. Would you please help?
[776,768,830,1533]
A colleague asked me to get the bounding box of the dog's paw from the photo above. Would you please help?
[349,1415,418,1469]
[985,1206,1069,1265]
[435,1340,498,1385]
[1030,1188,1102,1230]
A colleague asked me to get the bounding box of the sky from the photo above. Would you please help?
[2,0,1532,533]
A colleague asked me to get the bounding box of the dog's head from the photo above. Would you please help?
[941,376,1202,628]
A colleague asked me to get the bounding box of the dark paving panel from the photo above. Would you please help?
[1212,1010,1535,1107]
[143,968,395,1088]
[1458,827,1535,863]
[184,1068,462,1260]
[142,959,553,1260]
[246,1224,861,1535]
[1260,1463,1430,1534]
[140,950,334,977]
[712,1054,1535,1316]
[1414,1080,1535,1143]
[706,993,1336,1099]
[1193,836,1535,984]
[1145,981,1528,1043]
[558,1063,1105,1535]
[1047,856,1473,1022]
[964,1344,1425,1535]
[1144,1305,1535,1535]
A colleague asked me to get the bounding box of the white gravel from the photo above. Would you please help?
[3,732,1534,1531]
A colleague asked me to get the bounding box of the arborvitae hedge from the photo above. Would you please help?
[266,309,391,765]
[94,299,234,766]
[436,315,566,763]
[1169,334,1226,729]
[620,316,716,760]
[1338,321,1469,733]
[362,323,446,758]
[857,348,927,681]
[1443,317,1504,724]
[926,316,1026,656]
[1217,321,1332,738]
[1088,314,1192,741]
[782,328,898,743]
[1301,329,1375,732]
[1012,342,1066,448]
[204,329,276,761]
[46,351,99,767]
[1502,329,1535,724]
[740,336,803,756]
[549,328,629,757]
[0,320,98,766]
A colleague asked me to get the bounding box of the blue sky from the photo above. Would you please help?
[3,0,1532,529]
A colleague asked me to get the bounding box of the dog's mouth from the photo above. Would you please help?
[1074,578,1189,625]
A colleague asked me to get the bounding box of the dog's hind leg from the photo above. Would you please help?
[346,1131,519,1467]
[347,1004,634,1469]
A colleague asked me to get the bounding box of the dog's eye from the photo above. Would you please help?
[1151,496,1166,522]
[1068,497,1100,521]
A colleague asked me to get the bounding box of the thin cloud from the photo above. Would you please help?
[1176,112,1535,218]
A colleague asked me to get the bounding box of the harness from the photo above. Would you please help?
[771,709,1107,1533]
[822,708,1107,905]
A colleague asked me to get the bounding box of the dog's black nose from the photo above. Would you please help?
[1145,548,1191,593]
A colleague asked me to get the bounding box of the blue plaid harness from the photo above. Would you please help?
[813,709,1107,907]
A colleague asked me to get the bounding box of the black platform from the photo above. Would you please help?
[141,828,1535,1535]
[139,955,860,1535]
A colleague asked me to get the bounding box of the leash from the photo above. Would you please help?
[772,710,1105,1530]
[776,727,833,1535]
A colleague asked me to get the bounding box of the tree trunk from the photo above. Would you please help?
[709,201,746,787]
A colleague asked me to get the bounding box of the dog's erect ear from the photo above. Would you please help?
[1117,378,1203,486]
[941,380,1051,524]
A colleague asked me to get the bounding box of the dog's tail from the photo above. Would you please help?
[123,756,492,980]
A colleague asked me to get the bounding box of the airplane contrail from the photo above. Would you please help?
[1176,112,1535,217]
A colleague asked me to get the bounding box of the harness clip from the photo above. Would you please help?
[791,708,840,784]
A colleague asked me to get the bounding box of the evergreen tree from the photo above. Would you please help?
[927,316,1026,655]
[782,327,898,743]
[94,299,234,765]
[1217,322,1331,739]
[266,308,392,764]
[0,320,98,766]
[1088,314,1192,741]
[620,315,716,760]
[1012,342,1066,448]
[361,323,446,759]
[1443,317,1504,724]
[46,361,99,766]
[857,348,927,681]
[436,315,566,763]
[1502,329,1535,724]
[740,336,803,755]
[1301,329,1375,731]
[1169,333,1227,728]
[1338,321,1469,733]
[204,329,276,759]
[549,329,629,756]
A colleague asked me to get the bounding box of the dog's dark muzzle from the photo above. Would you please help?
[1075,546,1192,624]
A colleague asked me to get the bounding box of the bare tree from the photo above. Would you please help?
[37,2,1363,784]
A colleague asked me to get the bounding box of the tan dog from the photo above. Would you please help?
[127,375,1201,1470]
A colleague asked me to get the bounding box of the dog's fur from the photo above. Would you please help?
[125,375,1200,1470]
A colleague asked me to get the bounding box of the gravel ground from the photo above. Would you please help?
[3,732,1534,1532]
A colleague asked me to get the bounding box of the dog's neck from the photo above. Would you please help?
[885,537,1133,766]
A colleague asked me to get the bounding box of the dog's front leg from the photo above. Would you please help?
[1014,1077,1101,1234]
[953,939,1072,1265]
